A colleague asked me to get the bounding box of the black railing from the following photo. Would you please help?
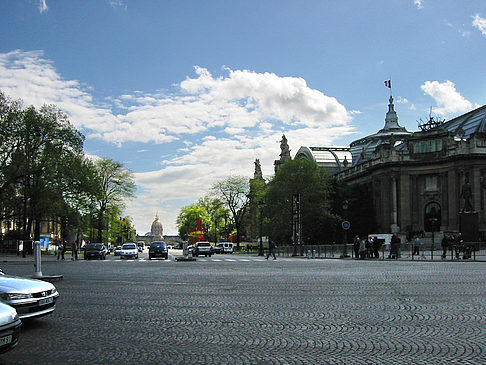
[275,242,486,261]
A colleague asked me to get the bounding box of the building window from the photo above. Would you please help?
[415,139,442,153]
[425,176,438,191]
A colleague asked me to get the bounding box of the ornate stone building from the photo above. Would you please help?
[297,96,486,239]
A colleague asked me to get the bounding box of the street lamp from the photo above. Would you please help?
[429,217,438,260]
[89,203,95,243]
[258,201,265,256]
[341,200,350,258]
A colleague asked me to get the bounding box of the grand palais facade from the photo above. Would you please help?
[295,96,486,240]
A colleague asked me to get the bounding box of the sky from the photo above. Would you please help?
[1,0,485,235]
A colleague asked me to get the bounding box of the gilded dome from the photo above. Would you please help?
[151,214,163,238]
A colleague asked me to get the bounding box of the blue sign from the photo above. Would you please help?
[341,221,351,230]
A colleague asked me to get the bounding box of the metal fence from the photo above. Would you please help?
[275,241,486,261]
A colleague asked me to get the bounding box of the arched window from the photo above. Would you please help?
[424,202,441,232]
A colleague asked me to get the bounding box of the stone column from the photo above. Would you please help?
[391,175,400,233]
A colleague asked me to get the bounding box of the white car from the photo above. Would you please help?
[120,243,138,259]
[0,272,59,320]
[0,302,21,353]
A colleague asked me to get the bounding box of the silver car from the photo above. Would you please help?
[120,242,138,259]
[0,273,59,320]
[0,302,21,353]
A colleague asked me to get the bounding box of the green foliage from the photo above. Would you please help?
[211,176,250,246]
[176,203,209,240]
[264,159,336,245]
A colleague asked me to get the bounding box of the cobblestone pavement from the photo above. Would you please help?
[0,255,485,364]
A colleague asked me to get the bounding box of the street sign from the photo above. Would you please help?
[342,221,351,230]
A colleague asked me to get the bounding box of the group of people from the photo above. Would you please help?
[56,240,78,260]
[353,235,383,259]
[441,232,473,260]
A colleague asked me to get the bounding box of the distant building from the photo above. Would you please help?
[136,213,164,245]
[297,95,486,238]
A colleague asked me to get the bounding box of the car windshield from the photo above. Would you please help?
[122,244,136,249]
[151,242,166,248]
[86,244,103,249]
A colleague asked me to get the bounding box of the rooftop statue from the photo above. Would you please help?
[254,159,263,180]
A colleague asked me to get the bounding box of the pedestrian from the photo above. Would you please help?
[372,236,381,258]
[441,234,449,259]
[453,233,463,259]
[359,238,367,259]
[389,234,400,259]
[413,236,421,256]
[265,239,277,260]
[353,235,360,259]
[57,241,65,260]
[71,241,78,261]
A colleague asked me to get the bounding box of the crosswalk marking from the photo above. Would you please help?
[101,257,300,263]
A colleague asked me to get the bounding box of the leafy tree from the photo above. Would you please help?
[91,158,136,243]
[264,159,336,245]
[211,176,250,247]
[176,203,209,241]
[198,196,230,242]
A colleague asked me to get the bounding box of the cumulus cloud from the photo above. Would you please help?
[38,0,48,13]
[0,49,354,234]
[472,14,486,36]
[414,0,423,10]
[421,80,474,116]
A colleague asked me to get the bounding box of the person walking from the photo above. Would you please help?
[57,241,65,260]
[441,234,449,259]
[353,235,360,259]
[71,241,78,261]
[413,236,421,257]
[265,239,277,260]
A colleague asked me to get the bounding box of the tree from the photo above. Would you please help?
[211,176,250,247]
[91,159,136,243]
[198,196,230,242]
[264,159,336,245]
[176,203,209,241]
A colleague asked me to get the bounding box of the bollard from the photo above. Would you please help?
[307,249,311,258]
[33,240,42,278]
[312,249,316,259]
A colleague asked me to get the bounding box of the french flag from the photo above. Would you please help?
[384,80,391,88]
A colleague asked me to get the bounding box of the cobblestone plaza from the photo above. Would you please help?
[1,255,485,364]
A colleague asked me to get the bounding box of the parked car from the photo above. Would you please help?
[220,242,234,254]
[212,244,223,254]
[114,246,122,256]
[120,243,138,259]
[186,245,194,255]
[192,241,213,257]
[0,302,21,353]
[148,241,168,260]
[0,272,59,320]
[83,243,107,260]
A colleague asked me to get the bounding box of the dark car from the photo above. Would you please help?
[149,241,168,260]
[192,241,213,257]
[84,243,107,260]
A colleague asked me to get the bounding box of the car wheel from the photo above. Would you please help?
[136,255,138,259]
[149,255,152,260]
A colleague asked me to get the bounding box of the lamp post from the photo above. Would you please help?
[429,217,438,260]
[258,200,265,256]
[341,200,350,258]
[89,203,95,243]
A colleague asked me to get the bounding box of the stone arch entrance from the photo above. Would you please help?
[424,202,441,232]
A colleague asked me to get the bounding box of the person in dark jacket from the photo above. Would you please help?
[265,239,277,260]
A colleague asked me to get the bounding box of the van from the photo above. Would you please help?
[221,242,233,254]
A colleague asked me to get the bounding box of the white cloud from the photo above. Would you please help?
[38,0,48,13]
[0,49,354,234]
[414,0,423,10]
[421,80,473,116]
[472,14,486,36]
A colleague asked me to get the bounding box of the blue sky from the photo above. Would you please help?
[1,0,485,235]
